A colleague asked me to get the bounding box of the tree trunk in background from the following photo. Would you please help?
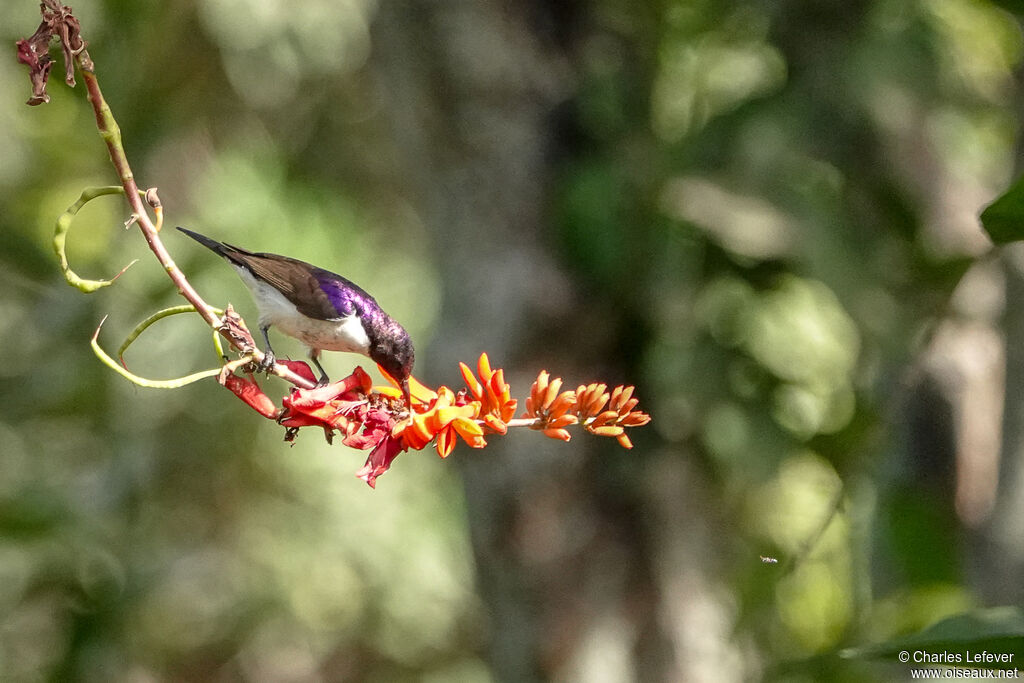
[985,250,1024,604]
[368,2,732,680]
[980,58,1024,604]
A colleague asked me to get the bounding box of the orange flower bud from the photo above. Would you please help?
[483,414,508,434]
[546,414,579,429]
[590,410,621,427]
[460,361,484,400]
[609,385,634,412]
[546,391,577,419]
[477,352,494,383]
[589,425,625,437]
[541,377,563,413]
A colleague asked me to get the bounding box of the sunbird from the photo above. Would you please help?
[177,227,414,405]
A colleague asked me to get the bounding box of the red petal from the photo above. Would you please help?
[284,384,342,410]
[350,366,374,393]
[343,430,386,450]
[356,435,406,488]
[278,359,317,383]
[223,375,278,418]
[280,413,331,429]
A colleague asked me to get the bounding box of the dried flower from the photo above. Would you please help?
[15,0,90,105]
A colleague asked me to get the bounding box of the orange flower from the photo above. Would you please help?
[374,369,437,407]
[459,352,517,431]
[379,353,516,457]
[391,384,488,457]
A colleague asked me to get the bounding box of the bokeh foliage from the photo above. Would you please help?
[3,0,1024,680]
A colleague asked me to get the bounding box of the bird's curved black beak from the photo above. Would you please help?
[400,377,412,411]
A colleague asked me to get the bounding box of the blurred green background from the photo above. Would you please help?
[3,0,1024,680]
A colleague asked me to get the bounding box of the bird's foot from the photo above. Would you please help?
[310,355,330,387]
[257,350,277,375]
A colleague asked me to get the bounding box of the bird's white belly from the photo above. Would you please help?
[274,310,371,353]
[235,266,371,354]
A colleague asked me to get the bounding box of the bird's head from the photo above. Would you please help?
[371,322,415,409]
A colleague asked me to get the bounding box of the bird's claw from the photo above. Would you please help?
[257,350,277,375]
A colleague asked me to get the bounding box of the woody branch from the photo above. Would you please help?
[16,0,315,390]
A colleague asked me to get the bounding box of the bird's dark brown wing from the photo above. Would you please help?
[229,251,344,321]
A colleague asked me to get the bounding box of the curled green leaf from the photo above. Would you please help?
[54,185,145,292]
[92,315,222,389]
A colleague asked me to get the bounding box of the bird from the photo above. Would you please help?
[177,227,414,406]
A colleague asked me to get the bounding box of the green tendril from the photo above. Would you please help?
[116,304,225,364]
[92,315,222,389]
[54,185,146,292]
[212,328,227,361]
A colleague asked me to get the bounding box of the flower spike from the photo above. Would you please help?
[217,354,650,487]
